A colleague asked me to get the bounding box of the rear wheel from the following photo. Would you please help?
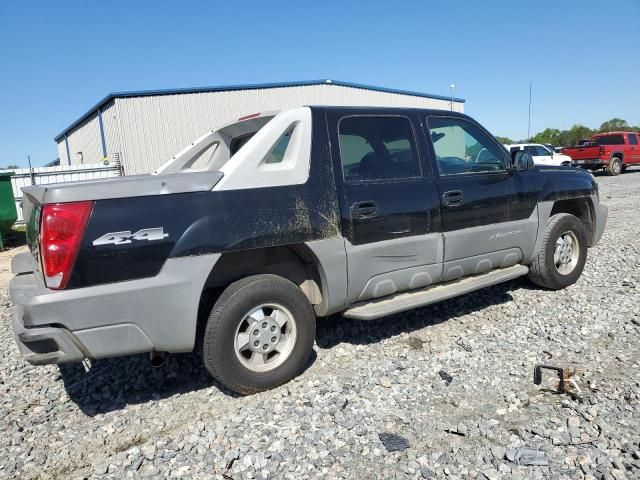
[606,157,622,176]
[528,213,587,290]
[202,274,316,395]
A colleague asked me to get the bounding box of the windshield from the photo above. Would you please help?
[591,135,624,146]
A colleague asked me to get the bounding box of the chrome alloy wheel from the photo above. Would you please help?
[611,159,622,175]
[554,231,580,275]
[234,303,297,373]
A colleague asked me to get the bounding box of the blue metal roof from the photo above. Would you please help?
[54,79,466,141]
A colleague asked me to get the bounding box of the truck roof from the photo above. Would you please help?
[592,131,637,136]
[307,105,467,117]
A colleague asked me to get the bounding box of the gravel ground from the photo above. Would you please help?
[1,171,639,480]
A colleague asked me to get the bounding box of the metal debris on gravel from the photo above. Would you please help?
[378,433,411,452]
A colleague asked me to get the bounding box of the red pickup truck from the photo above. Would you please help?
[562,132,640,175]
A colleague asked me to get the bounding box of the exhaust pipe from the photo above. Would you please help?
[149,351,167,368]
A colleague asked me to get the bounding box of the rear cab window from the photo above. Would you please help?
[592,135,625,146]
[338,116,422,182]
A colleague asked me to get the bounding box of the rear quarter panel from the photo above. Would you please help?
[67,109,341,289]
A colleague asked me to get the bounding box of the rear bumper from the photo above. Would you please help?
[572,159,605,169]
[10,253,220,366]
[12,309,86,365]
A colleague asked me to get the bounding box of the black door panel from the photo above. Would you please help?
[437,173,512,231]
[341,180,434,244]
[423,114,537,278]
[327,111,442,245]
[326,109,444,303]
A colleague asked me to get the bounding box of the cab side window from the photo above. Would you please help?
[426,117,506,175]
[628,133,638,145]
[338,116,421,182]
[534,145,551,156]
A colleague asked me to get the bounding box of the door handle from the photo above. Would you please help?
[351,201,379,219]
[442,190,464,206]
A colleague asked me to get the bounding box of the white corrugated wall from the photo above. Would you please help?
[61,83,464,175]
[65,113,104,166]
[56,140,68,165]
[100,100,122,167]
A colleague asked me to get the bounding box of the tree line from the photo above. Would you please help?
[496,118,640,147]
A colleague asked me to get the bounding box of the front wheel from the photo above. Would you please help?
[202,274,316,395]
[527,213,588,290]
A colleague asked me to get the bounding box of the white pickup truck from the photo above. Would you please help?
[505,143,572,167]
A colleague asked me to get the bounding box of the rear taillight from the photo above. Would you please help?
[40,201,93,289]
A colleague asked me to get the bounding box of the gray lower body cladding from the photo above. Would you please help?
[10,253,220,365]
[593,201,608,245]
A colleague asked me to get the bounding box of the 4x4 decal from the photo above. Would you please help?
[93,227,168,246]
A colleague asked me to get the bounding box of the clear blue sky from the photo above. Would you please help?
[1,0,638,167]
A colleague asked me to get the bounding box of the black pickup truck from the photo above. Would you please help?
[11,106,607,394]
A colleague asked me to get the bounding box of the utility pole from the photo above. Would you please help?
[450,84,455,111]
[27,154,35,185]
[527,82,532,140]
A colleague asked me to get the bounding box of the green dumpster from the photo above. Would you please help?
[0,172,18,249]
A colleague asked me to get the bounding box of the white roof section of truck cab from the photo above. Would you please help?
[154,111,280,175]
[215,107,313,191]
[504,143,545,149]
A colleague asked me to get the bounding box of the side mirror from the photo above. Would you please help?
[511,150,532,171]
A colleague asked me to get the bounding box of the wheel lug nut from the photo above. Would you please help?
[254,341,259,347]
[271,336,277,343]
[271,326,276,332]
[262,344,268,350]
[253,330,259,335]
[262,322,267,328]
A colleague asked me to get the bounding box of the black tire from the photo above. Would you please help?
[606,157,622,176]
[527,213,588,290]
[202,274,315,395]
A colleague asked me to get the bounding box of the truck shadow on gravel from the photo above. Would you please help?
[316,279,520,349]
[592,167,639,177]
[58,352,224,416]
[58,349,318,416]
[60,279,522,415]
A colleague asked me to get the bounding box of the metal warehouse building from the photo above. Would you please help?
[55,79,465,175]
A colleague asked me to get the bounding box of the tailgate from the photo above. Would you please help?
[564,146,601,160]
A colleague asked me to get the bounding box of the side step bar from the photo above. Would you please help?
[342,265,529,320]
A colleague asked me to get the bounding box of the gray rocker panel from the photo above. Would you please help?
[442,248,522,282]
[343,264,529,320]
[443,207,539,263]
[344,233,444,305]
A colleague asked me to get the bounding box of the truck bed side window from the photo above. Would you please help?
[426,117,506,175]
[338,116,421,182]
[264,128,293,164]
